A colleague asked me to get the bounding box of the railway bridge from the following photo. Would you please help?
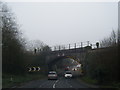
[46,46,92,69]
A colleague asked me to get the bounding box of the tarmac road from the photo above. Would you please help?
[18,77,90,88]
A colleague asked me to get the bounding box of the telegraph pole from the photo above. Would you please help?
[81,42,83,48]
[75,43,76,49]
[59,45,60,51]
[87,41,90,46]
[74,43,76,53]
[54,46,56,51]
[64,46,65,50]
[69,44,70,50]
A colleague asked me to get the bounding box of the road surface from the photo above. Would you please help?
[18,77,90,88]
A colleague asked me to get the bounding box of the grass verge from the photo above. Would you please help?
[2,73,46,88]
[99,82,120,89]
[80,76,98,85]
[80,76,120,89]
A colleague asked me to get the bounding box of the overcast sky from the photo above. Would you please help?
[7,2,118,47]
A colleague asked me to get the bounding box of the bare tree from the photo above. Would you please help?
[25,39,46,52]
[1,2,26,74]
[100,30,117,48]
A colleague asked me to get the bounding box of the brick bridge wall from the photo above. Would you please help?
[45,48,91,68]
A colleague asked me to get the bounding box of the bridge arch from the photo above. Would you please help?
[47,55,82,70]
[46,47,89,71]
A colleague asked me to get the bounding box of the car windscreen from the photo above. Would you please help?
[48,72,56,74]
[66,72,71,74]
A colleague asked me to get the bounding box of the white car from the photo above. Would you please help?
[48,71,58,80]
[64,71,72,78]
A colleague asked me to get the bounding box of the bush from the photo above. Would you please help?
[84,46,119,84]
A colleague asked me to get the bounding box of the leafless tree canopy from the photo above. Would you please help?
[100,30,118,48]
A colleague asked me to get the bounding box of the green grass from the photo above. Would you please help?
[99,82,120,89]
[0,77,2,89]
[2,73,46,88]
[80,76,98,85]
[80,76,120,89]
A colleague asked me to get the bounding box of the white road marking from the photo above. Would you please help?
[52,80,59,88]
[53,84,55,88]
[56,80,58,82]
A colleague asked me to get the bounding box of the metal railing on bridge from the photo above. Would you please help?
[50,41,98,51]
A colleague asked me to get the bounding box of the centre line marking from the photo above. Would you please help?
[53,80,59,88]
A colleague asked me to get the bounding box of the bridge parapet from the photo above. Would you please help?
[46,47,91,65]
[50,41,98,51]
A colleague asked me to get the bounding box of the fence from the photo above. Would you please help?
[50,41,98,51]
